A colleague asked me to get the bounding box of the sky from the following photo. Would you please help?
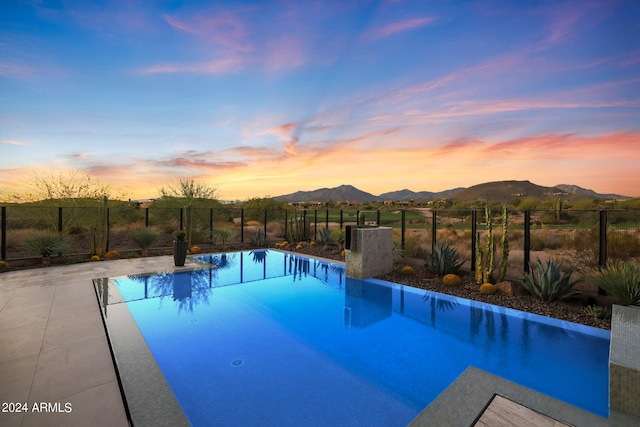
[1,0,639,201]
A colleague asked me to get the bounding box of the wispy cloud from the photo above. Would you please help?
[364,17,435,41]
[136,57,245,75]
[1,139,30,146]
[0,62,36,79]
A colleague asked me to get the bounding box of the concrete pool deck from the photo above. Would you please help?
[1,255,639,426]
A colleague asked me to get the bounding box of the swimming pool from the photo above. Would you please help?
[99,250,610,426]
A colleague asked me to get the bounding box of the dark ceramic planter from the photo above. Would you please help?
[173,240,189,266]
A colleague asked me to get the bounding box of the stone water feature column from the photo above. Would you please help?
[610,305,640,417]
[345,225,393,279]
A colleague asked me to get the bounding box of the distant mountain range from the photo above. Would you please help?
[274,181,630,203]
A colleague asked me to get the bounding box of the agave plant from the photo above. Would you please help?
[425,243,464,276]
[588,261,640,306]
[521,259,579,302]
[317,227,333,247]
[250,229,267,247]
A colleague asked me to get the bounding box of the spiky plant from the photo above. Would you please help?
[425,243,464,276]
[250,229,267,247]
[317,227,333,247]
[584,305,612,320]
[588,261,640,306]
[521,259,580,302]
[24,232,72,259]
[130,227,158,252]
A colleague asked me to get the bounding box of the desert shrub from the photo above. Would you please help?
[425,243,464,276]
[607,231,640,261]
[521,259,579,302]
[130,227,158,250]
[213,227,234,246]
[23,232,72,257]
[530,236,545,251]
[266,221,284,238]
[403,236,422,258]
[331,229,345,247]
[587,261,640,306]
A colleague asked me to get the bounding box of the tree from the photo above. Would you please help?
[14,170,120,203]
[242,197,288,222]
[9,170,125,232]
[159,178,219,201]
[157,179,221,245]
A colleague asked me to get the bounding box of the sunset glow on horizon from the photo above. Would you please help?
[1,0,639,201]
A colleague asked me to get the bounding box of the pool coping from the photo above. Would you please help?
[409,365,640,427]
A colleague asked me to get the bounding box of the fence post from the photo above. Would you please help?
[209,208,213,244]
[471,210,477,272]
[58,207,63,234]
[340,210,343,229]
[284,210,288,241]
[179,207,184,230]
[264,209,268,240]
[377,210,380,225]
[431,210,437,252]
[303,210,307,240]
[599,210,607,266]
[325,209,329,230]
[314,209,318,238]
[524,211,531,273]
[1,206,6,260]
[106,207,110,252]
[401,210,406,250]
[145,208,149,227]
[241,209,244,243]
[356,210,360,225]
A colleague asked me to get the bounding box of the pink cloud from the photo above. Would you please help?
[136,57,245,75]
[1,139,30,146]
[365,17,435,41]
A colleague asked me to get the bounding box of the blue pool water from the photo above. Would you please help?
[113,250,610,426]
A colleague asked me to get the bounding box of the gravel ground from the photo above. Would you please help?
[290,244,611,330]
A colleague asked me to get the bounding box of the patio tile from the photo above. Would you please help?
[0,321,47,363]
[3,286,55,307]
[0,290,13,311]
[48,287,98,320]
[29,336,117,403]
[0,413,23,427]
[42,310,104,351]
[21,381,128,427]
[0,301,52,331]
[0,353,39,403]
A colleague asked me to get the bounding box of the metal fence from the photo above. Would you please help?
[1,206,639,275]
